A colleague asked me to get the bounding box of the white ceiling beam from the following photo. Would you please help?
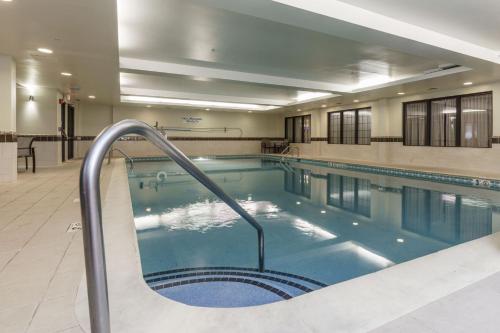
[120,87,291,106]
[120,57,352,93]
[351,66,472,93]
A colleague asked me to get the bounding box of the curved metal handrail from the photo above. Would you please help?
[107,147,134,170]
[280,145,300,159]
[79,119,265,333]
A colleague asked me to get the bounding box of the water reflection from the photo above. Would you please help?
[327,174,371,217]
[284,168,311,198]
[402,187,492,244]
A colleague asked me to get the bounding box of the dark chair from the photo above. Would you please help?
[17,137,36,173]
[261,139,272,153]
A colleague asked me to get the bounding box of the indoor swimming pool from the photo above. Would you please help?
[127,157,500,308]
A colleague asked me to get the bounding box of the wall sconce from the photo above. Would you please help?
[28,95,35,102]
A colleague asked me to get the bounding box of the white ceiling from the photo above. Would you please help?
[337,0,500,50]
[118,0,500,112]
[0,0,119,104]
[1,0,500,113]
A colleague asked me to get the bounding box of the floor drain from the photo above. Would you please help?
[67,222,82,232]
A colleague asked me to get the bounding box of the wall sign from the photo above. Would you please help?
[182,116,202,124]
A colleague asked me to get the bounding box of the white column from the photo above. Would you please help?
[0,54,16,182]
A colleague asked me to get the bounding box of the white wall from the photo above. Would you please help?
[16,87,62,167]
[113,105,282,138]
[0,55,16,182]
[75,104,283,158]
[284,81,500,175]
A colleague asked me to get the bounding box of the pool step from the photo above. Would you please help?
[144,267,327,305]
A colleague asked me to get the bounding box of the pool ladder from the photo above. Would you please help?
[280,145,300,159]
[79,119,265,333]
[106,147,134,170]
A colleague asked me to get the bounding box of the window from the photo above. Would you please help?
[328,108,371,145]
[404,101,428,146]
[431,98,457,147]
[285,115,311,143]
[403,92,492,148]
[461,94,492,148]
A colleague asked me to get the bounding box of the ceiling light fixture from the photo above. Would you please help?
[463,82,473,86]
[205,108,210,111]
[320,210,326,214]
[353,99,359,103]
[61,72,72,77]
[397,92,405,95]
[121,95,278,111]
[37,48,53,54]
[146,105,151,108]
[295,91,332,102]
[248,111,253,113]
[88,95,96,99]
[321,104,327,108]
[396,238,405,243]
[297,108,301,112]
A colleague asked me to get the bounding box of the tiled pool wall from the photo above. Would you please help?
[130,154,500,191]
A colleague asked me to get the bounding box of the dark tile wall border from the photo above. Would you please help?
[0,132,17,143]
[371,137,404,143]
[18,135,62,142]
[14,134,500,144]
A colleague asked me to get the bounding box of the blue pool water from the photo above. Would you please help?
[128,157,500,307]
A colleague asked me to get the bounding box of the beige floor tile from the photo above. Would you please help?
[27,296,79,333]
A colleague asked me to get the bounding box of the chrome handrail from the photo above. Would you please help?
[79,119,265,333]
[280,145,300,159]
[107,147,134,170]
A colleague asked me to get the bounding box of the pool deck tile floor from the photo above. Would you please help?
[0,162,86,333]
[1,159,500,332]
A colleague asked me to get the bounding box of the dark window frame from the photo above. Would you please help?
[327,108,372,145]
[403,91,493,148]
[284,114,311,143]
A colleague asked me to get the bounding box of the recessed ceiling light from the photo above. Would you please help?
[396,238,405,243]
[296,201,301,205]
[397,92,405,95]
[205,108,210,111]
[320,210,326,214]
[88,95,96,99]
[145,207,151,212]
[248,111,253,113]
[61,72,72,77]
[463,82,473,86]
[321,104,327,108]
[353,222,359,226]
[37,48,53,54]
[146,105,151,108]
[297,108,301,112]
[353,99,359,103]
